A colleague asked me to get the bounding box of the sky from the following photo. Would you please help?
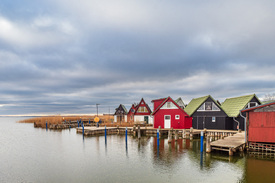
[1,0,275,115]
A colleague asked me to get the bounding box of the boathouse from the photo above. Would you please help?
[132,98,152,124]
[242,101,275,144]
[184,95,228,130]
[221,94,261,131]
[127,104,137,123]
[114,104,128,123]
[151,97,192,129]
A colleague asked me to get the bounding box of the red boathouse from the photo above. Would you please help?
[152,97,192,129]
[242,101,275,143]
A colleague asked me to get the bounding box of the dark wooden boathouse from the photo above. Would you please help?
[184,95,228,130]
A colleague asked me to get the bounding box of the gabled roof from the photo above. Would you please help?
[242,101,275,112]
[134,98,152,114]
[116,104,128,114]
[151,96,188,116]
[184,95,209,116]
[221,94,261,117]
[175,97,185,108]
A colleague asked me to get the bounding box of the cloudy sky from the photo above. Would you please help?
[1,0,275,115]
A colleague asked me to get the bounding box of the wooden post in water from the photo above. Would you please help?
[182,129,186,139]
[168,129,172,143]
[133,126,136,137]
[175,130,179,141]
[138,125,141,139]
[190,127,193,140]
[158,126,161,138]
[229,148,234,156]
[206,135,211,153]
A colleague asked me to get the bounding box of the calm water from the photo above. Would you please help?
[1,117,275,183]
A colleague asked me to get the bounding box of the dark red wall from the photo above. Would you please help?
[153,109,192,129]
[248,112,275,143]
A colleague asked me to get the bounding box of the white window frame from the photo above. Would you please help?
[175,115,180,119]
[212,116,216,122]
[197,102,220,111]
[246,102,258,108]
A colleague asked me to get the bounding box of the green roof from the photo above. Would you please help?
[184,95,209,116]
[221,94,259,117]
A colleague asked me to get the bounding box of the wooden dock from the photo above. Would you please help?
[208,132,245,156]
[76,126,202,139]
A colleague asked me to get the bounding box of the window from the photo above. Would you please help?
[165,116,170,120]
[167,102,171,108]
[205,102,212,110]
[137,106,148,112]
[175,115,180,119]
[198,104,205,111]
[246,102,258,108]
[197,102,220,111]
[212,117,216,122]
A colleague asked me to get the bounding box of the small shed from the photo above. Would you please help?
[114,104,128,123]
[152,96,192,129]
[242,101,275,143]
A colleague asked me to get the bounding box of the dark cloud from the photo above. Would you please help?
[1,0,275,115]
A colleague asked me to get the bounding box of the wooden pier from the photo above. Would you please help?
[208,132,245,156]
[76,126,202,139]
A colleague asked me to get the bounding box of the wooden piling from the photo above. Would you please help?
[168,130,172,143]
[182,129,186,139]
[229,148,234,156]
[138,125,141,139]
[206,135,211,153]
[175,130,179,141]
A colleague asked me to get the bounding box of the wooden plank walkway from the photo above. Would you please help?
[210,132,245,155]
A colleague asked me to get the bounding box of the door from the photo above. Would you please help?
[164,115,171,128]
[144,116,149,124]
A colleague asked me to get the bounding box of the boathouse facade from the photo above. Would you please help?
[221,94,261,131]
[152,97,192,129]
[242,101,275,143]
[184,95,229,130]
[132,98,153,124]
[114,104,128,123]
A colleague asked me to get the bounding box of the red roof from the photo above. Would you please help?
[151,96,188,116]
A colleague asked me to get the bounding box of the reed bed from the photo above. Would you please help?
[19,115,114,128]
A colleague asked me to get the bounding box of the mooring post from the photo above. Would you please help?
[190,127,193,140]
[168,130,172,143]
[206,135,211,153]
[125,127,128,143]
[157,129,160,140]
[200,131,204,153]
[138,125,141,139]
[182,129,186,139]
[89,119,90,124]
[77,120,79,128]
[158,126,161,138]
[104,125,107,138]
[133,126,136,137]
[46,121,48,130]
[229,148,234,156]
[175,130,179,141]
[82,124,84,135]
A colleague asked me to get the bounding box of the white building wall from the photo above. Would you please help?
[114,115,117,122]
[125,115,127,122]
